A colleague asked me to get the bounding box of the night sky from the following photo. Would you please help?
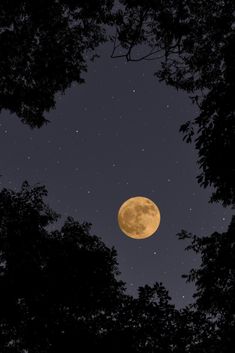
[0,43,233,308]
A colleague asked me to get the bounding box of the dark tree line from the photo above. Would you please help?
[0,182,234,352]
[0,0,234,206]
[0,1,234,350]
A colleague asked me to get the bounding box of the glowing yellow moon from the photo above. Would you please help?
[117,196,161,239]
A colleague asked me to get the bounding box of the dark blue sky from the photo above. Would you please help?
[0,43,233,308]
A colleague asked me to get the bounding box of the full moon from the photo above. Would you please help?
[117,196,161,239]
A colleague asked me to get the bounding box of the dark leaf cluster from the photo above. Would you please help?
[0,0,114,127]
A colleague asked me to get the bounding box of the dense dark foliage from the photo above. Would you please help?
[178,216,235,352]
[114,0,235,206]
[0,182,125,352]
[0,0,114,127]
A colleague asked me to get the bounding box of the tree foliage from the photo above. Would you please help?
[114,0,235,206]
[0,181,125,352]
[178,216,235,352]
[0,0,114,127]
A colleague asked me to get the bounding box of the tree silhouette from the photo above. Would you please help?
[1,2,234,351]
[103,283,178,353]
[102,281,216,353]
[178,216,235,352]
[113,0,235,206]
[0,0,114,127]
[99,282,180,353]
[0,181,125,352]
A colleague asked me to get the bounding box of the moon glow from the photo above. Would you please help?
[118,196,161,239]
